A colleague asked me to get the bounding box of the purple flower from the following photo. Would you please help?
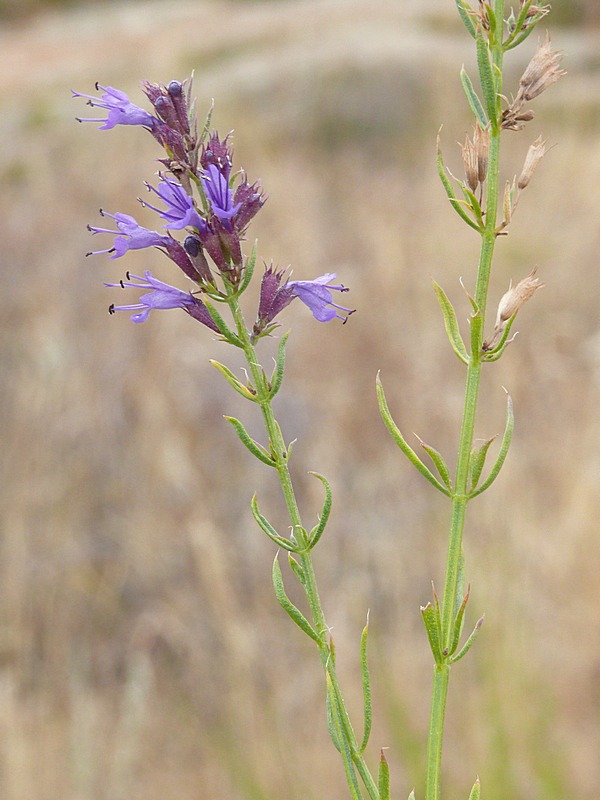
[202,164,242,222]
[72,85,158,131]
[87,212,171,258]
[141,177,206,231]
[288,274,354,322]
[106,271,219,330]
[253,268,353,337]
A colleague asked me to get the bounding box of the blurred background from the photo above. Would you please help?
[1,1,599,798]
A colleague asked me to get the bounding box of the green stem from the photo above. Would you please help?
[425,10,505,800]
[228,297,379,800]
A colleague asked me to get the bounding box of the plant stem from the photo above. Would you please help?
[425,12,505,800]
[229,299,379,800]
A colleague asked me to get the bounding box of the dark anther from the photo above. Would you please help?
[108,304,115,314]
[125,271,131,280]
[94,81,100,90]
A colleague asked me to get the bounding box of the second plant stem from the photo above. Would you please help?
[425,44,504,800]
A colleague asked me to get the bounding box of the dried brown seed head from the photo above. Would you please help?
[483,267,544,350]
[517,135,548,190]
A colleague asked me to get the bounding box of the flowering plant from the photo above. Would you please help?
[74,2,563,797]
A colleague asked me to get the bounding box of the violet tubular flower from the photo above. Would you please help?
[106,271,219,330]
[202,164,242,222]
[72,85,158,131]
[254,268,353,338]
[142,177,206,232]
[288,274,354,323]
[87,212,171,258]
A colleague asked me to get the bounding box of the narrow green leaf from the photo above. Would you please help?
[421,602,444,665]
[377,375,452,497]
[238,241,257,295]
[202,300,242,346]
[415,434,453,491]
[469,394,514,498]
[468,777,481,800]
[455,0,477,39]
[210,360,258,402]
[224,416,275,466]
[460,66,488,127]
[359,615,372,754]
[268,331,290,399]
[308,471,332,549]
[288,553,306,585]
[436,134,484,232]
[449,615,484,663]
[378,750,391,800]
[272,556,321,644]
[448,586,470,657]
[251,494,298,551]
[326,675,364,800]
[459,183,485,228]
[476,35,498,129]
[432,280,470,365]
[326,688,343,754]
[469,435,497,491]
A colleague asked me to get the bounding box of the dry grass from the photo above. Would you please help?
[0,1,599,798]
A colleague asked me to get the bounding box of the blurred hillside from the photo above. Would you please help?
[0,1,599,799]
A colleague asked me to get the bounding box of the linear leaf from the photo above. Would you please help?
[449,615,484,663]
[469,394,514,498]
[202,300,242,346]
[251,494,298,551]
[378,751,391,800]
[359,615,372,754]
[377,376,452,497]
[460,66,488,127]
[224,416,275,466]
[210,360,257,402]
[268,331,290,399]
[421,602,443,665]
[469,435,497,491]
[455,0,477,39]
[432,280,469,365]
[272,557,320,644]
[415,435,453,491]
[436,134,483,232]
[307,471,333,549]
[468,777,481,800]
[448,586,470,657]
[476,35,498,128]
[238,241,257,295]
